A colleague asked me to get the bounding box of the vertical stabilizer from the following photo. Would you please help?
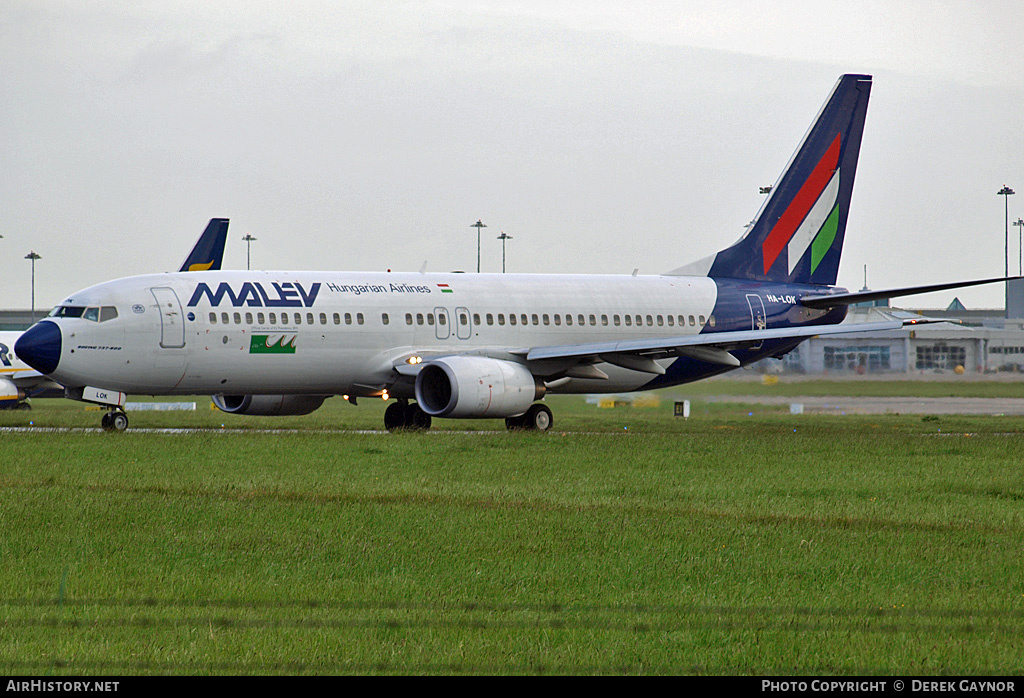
[178,218,230,272]
[671,74,871,285]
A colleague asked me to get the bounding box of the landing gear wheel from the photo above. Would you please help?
[102,410,128,432]
[505,414,527,430]
[524,403,553,431]
[384,402,407,431]
[404,403,432,431]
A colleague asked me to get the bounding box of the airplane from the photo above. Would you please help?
[0,218,229,410]
[14,74,1021,431]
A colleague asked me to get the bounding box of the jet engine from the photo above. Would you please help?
[414,356,543,418]
[212,394,328,416]
[0,379,25,409]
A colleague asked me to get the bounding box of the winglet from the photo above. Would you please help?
[179,218,229,272]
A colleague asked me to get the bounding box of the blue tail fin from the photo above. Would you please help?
[178,218,229,272]
[694,74,871,285]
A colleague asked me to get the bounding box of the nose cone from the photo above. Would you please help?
[16,321,62,375]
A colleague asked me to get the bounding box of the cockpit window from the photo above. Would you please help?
[99,306,118,322]
[83,307,100,322]
[48,306,86,318]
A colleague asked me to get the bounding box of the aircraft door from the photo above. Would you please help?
[746,293,766,350]
[151,287,186,348]
[434,307,450,340]
[455,307,472,340]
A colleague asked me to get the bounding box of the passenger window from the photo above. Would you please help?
[295,313,303,325]
[246,312,253,324]
[520,314,528,326]
[332,313,340,325]
[473,313,481,325]
[532,314,539,325]
[234,312,242,324]
[709,315,716,327]
[417,313,424,325]
[357,313,365,325]
[307,313,315,325]
[438,314,445,325]
[646,315,653,326]
[345,313,352,325]
[221,312,229,325]
[601,314,608,326]
[542,314,550,326]
[689,315,696,326]
[487,313,494,326]
[259,313,266,324]
[554,314,561,326]
[427,314,435,326]
[320,313,327,325]
[509,314,517,326]
[406,313,414,325]
[678,315,685,326]
[498,314,505,326]
[699,315,706,326]
[657,315,663,326]
[565,314,573,326]
[589,314,596,326]
[635,315,642,326]
[209,312,217,324]
[667,315,674,327]
[382,313,390,325]
[578,314,585,326]
[460,313,468,326]
[270,313,277,324]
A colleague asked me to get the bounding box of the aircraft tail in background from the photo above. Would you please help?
[178,218,229,272]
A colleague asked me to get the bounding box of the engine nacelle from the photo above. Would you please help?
[415,356,543,418]
[212,394,327,416]
[0,378,24,409]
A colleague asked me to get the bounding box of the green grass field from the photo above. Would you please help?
[1,386,1023,675]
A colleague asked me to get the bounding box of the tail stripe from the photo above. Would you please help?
[760,132,841,274]
[788,170,840,274]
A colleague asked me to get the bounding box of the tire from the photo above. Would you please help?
[110,411,128,432]
[405,403,432,431]
[505,414,527,430]
[384,402,407,431]
[524,404,553,431]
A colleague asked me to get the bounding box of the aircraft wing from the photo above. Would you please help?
[520,319,917,371]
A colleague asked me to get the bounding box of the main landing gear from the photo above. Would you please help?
[101,409,129,432]
[504,403,553,432]
[384,400,432,432]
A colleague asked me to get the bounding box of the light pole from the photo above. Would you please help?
[242,233,257,271]
[496,232,513,273]
[1014,218,1024,276]
[998,186,1015,313]
[470,220,486,273]
[25,251,41,323]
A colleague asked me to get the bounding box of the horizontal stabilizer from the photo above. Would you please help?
[800,275,1022,309]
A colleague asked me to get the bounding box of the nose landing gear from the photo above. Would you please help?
[101,409,129,432]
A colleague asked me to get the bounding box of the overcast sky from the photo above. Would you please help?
[2,0,1022,310]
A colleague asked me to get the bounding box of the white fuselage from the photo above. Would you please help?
[45,270,722,397]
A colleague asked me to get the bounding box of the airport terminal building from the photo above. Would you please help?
[776,305,1024,375]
